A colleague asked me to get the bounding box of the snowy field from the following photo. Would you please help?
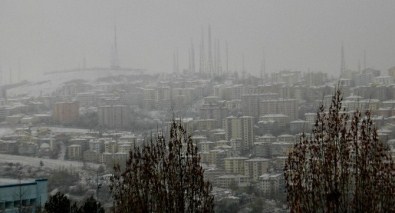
[7,68,139,97]
[0,153,100,170]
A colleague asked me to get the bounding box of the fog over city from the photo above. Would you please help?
[1,1,395,213]
[1,0,395,80]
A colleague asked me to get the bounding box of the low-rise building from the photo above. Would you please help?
[0,178,48,213]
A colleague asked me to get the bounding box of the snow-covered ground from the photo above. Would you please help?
[0,127,14,136]
[7,68,139,97]
[0,154,100,170]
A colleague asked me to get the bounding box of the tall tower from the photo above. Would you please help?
[0,64,2,85]
[207,25,213,76]
[213,39,217,75]
[199,27,205,74]
[340,43,346,75]
[226,41,229,73]
[242,54,246,83]
[111,25,120,69]
[9,68,12,84]
[189,39,195,73]
[18,60,21,82]
[173,49,179,73]
[217,40,222,75]
[260,48,266,84]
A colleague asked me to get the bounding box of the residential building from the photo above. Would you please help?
[67,144,81,160]
[215,175,250,188]
[224,157,248,175]
[223,116,254,151]
[260,99,298,120]
[98,105,130,129]
[52,102,79,124]
[244,158,270,181]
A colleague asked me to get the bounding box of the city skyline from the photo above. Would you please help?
[1,1,395,81]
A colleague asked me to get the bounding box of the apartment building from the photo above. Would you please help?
[52,101,79,124]
[98,105,130,129]
[260,99,298,120]
[224,157,248,175]
[244,158,270,181]
[223,116,254,151]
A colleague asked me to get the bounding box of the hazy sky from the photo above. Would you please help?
[1,0,395,81]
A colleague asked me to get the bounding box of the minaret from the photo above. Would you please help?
[363,50,367,70]
[340,42,346,75]
[111,25,120,69]
[199,27,205,74]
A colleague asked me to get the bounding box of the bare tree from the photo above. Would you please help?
[284,89,395,212]
[110,120,214,213]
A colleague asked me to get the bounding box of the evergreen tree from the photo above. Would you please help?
[78,196,105,213]
[44,192,71,213]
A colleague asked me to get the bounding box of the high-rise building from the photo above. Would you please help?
[242,94,260,119]
[98,105,130,129]
[260,98,298,120]
[223,116,254,151]
[244,158,270,181]
[52,101,79,124]
[67,144,81,160]
[200,97,229,128]
[224,157,248,174]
